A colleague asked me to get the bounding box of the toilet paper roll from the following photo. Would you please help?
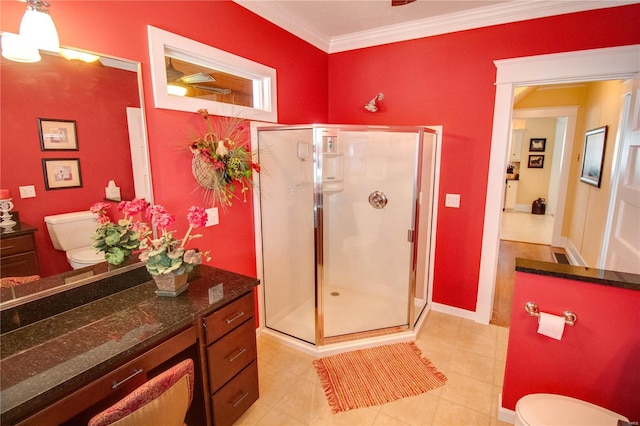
[537,312,565,340]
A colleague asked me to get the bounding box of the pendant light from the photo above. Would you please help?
[19,0,60,53]
[1,32,41,63]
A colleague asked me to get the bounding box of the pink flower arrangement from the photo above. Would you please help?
[138,205,211,276]
[90,199,148,266]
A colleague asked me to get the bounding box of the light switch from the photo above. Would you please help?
[19,185,36,198]
[445,193,460,208]
[205,207,219,226]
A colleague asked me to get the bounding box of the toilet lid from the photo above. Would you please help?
[516,394,628,426]
[67,247,104,264]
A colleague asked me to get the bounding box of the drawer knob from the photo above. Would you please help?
[232,391,250,408]
[227,348,247,363]
[225,311,245,324]
[112,368,144,390]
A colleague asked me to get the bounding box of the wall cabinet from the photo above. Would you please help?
[202,292,258,426]
[510,130,524,162]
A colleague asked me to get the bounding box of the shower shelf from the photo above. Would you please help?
[322,152,344,192]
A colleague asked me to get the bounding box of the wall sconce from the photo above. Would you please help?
[365,93,384,112]
[1,0,60,63]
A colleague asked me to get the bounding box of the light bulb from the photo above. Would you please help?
[168,84,188,96]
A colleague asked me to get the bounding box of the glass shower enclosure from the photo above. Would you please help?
[256,125,435,346]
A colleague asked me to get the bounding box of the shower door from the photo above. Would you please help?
[257,126,423,345]
[319,128,421,340]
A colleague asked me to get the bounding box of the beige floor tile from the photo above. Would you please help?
[439,372,493,415]
[235,397,272,425]
[448,349,495,384]
[454,327,498,359]
[372,412,411,425]
[493,358,506,387]
[432,399,491,426]
[310,404,381,425]
[256,406,305,425]
[258,364,300,407]
[378,392,439,425]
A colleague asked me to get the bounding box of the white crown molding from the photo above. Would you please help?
[234,1,638,54]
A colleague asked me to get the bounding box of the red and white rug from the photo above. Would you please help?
[313,342,447,413]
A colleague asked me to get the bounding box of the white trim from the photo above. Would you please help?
[425,126,442,309]
[233,1,637,54]
[147,26,278,122]
[498,393,516,424]
[477,44,640,325]
[430,302,476,321]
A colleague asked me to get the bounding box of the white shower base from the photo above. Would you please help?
[267,284,421,344]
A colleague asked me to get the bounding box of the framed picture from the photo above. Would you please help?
[528,155,544,168]
[580,125,608,187]
[529,138,546,152]
[38,118,78,151]
[42,158,83,190]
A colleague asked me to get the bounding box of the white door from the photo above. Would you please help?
[126,107,153,202]
[603,74,640,274]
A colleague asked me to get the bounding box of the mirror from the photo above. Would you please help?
[0,45,153,308]
[147,25,278,122]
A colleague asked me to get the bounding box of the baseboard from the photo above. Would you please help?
[498,393,516,424]
[563,238,586,266]
[430,302,476,322]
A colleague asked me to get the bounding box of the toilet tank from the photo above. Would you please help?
[44,211,98,251]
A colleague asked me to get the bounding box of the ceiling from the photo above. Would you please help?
[233,0,638,53]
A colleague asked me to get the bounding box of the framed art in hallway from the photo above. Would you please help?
[42,158,82,190]
[528,155,544,168]
[580,125,608,188]
[529,138,546,152]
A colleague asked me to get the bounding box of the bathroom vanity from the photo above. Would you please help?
[0,264,259,426]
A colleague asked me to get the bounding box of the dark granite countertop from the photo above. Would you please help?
[0,221,37,238]
[515,258,640,291]
[0,265,258,424]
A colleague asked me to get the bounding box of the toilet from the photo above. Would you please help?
[44,211,105,269]
[515,393,629,426]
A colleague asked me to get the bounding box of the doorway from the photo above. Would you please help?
[477,44,640,325]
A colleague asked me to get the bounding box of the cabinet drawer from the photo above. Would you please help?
[0,252,39,277]
[1,234,35,256]
[207,318,256,393]
[212,360,259,426]
[204,292,254,344]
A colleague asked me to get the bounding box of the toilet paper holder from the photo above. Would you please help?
[525,302,577,326]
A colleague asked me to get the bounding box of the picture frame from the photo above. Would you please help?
[38,118,78,151]
[580,125,608,188]
[529,138,546,152]
[42,158,83,190]
[528,155,544,169]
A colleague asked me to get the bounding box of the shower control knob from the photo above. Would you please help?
[368,191,388,209]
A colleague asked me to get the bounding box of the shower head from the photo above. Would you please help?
[365,92,384,112]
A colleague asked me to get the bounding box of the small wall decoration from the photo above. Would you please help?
[580,125,608,187]
[38,118,78,151]
[529,138,546,152]
[42,158,83,190]
[528,155,544,169]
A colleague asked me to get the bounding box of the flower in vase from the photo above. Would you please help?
[138,205,211,276]
[90,199,148,266]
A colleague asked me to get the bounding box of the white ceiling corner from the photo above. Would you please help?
[233,0,639,53]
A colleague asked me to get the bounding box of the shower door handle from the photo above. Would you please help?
[368,191,388,209]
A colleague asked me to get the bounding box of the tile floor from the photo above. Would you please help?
[500,211,554,245]
[237,310,512,426]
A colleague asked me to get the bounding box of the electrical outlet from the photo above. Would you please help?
[445,193,460,208]
[19,185,36,198]
[205,207,219,227]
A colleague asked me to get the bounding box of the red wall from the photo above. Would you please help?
[327,5,640,310]
[1,54,139,277]
[0,0,329,278]
[502,271,640,419]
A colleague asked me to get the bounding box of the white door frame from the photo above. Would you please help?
[476,44,640,324]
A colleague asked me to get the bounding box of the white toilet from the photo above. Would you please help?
[44,211,105,269]
[515,393,629,426]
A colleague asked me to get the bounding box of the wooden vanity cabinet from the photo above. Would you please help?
[0,225,40,278]
[202,292,258,426]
